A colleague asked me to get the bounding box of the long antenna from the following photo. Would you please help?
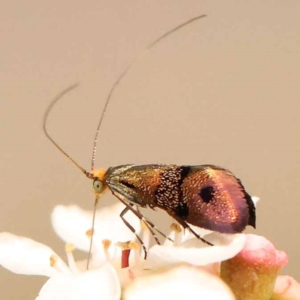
[43,14,207,270]
[90,14,207,170]
[43,83,91,177]
[86,196,99,269]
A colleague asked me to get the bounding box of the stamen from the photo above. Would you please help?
[140,220,151,253]
[49,254,71,274]
[65,243,80,273]
[102,239,112,262]
[50,255,56,267]
[86,229,94,238]
[102,239,112,249]
[129,241,141,267]
[129,241,140,251]
[170,223,181,232]
[140,220,149,231]
[85,228,95,269]
[65,243,75,252]
[116,241,131,269]
[122,249,131,269]
[170,223,183,246]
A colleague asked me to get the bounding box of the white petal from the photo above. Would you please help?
[124,265,235,300]
[146,233,245,268]
[272,275,300,300]
[180,226,213,243]
[51,203,141,252]
[38,262,121,300]
[252,196,260,206]
[0,232,69,277]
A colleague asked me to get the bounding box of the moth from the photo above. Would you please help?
[93,164,256,237]
[43,15,256,263]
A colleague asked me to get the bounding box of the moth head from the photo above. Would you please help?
[90,168,107,196]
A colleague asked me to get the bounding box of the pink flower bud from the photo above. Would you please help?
[221,234,288,300]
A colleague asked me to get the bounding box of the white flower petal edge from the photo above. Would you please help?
[0,232,69,277]
[51,202,141,252]
[251,196,260,206]
[124,265,235,300]
[272,275,300,300]
[146,233,246,268]
[38,262,121,300]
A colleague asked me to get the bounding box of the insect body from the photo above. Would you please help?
[93,164,255,236]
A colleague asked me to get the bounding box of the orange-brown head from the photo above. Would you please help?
[89,168,108,197]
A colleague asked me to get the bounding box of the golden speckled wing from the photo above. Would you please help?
[105,164,165,207]
[181,165,255,233]
[105,164,255,234]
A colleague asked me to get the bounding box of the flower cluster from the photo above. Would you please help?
[0,197,299,299]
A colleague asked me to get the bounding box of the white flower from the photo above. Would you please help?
[272,275,300,300]
[52,199,260,280]
[0,197,260,299]
[37,263,120,300]
[0,232,68,277]
[0,232,120,300]
[147,231,246,269]
[51,202,141,254]
[124,264,235,300]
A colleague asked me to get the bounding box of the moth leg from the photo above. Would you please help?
[120,206,148,259]
[132,206,161,245]
[172,216,213,246]
[186,224,213,246]
[111,190,161,248]
[136,207,173,243]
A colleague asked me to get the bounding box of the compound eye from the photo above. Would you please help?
[93,179,103,193]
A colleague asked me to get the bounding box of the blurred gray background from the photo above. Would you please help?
[1,0,299,298]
